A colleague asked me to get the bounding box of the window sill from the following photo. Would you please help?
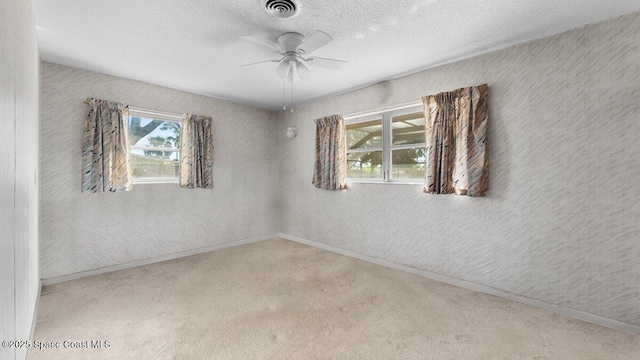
[133,178,179,185]
[347,179,423,186]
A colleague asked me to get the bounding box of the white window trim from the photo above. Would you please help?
[131,146,179,153]
[133,177,180,185]
[343,100,422,120]
[129,108,182,185]
[345,103,425,185]
[129,107,183,122]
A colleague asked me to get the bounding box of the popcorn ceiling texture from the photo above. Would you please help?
[278,12,640,327]
[32,1,640,110]
[39,62,279,279]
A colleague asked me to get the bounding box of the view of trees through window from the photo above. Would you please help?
[390,111,426,180]
[345,107,425,182]
[346,119,383,178]
[129,116,182,181]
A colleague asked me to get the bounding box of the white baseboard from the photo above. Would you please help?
[41,234,278,286]
[277,233,640,335]
[39,232,640,335]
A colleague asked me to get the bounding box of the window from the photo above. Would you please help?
[345,104,425,183]
[128,109,182,184]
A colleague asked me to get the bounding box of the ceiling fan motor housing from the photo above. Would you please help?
[260,0,300,19]
[277,32,305,53]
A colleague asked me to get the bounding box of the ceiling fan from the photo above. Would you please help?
[240,31,348,82]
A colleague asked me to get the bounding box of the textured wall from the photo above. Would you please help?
[40,63,279,279]
[0,0,40,359]
[278,13,640,326]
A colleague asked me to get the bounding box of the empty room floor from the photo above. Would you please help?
[30,239,640,359]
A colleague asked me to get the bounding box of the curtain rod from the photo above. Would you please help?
[83,100,182,119]
[342,100,423,120]
[82,99,423,119]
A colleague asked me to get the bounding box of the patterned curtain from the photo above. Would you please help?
[81,98,133,193]
[312,115,347,190]
[423,84,488,196]
[179,114,213,189]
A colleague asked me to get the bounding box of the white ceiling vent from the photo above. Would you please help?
[260,0,300,19]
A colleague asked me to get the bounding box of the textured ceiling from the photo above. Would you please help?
[33,0,640,111]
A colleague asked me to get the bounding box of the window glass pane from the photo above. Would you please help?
[347,151,382,179]
[391,112,425,146]
[129,116,181,181]
[346,119,382,150]
[129,117,182,149]
[391,147,426,180]
[131,149,179,179]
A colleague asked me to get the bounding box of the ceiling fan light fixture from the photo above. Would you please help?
[296,61,310,79]
[286,62,295,83]
[275,60,290,78]
[260,0,301,19]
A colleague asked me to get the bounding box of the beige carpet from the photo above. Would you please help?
[30,238,640,359]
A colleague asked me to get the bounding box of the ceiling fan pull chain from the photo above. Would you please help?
[283,78,287,110]
[290,79,294,113]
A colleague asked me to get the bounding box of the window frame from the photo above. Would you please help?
[128,108,183,185]
[345,113,385,183]
[345,103,425,185]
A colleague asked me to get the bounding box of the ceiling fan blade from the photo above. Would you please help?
[240,59,281,67]
[296,31,333,55]
[276,60,290,78]
[240,35,280,52]
[309,57,348,70]
[296,61,310,79]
